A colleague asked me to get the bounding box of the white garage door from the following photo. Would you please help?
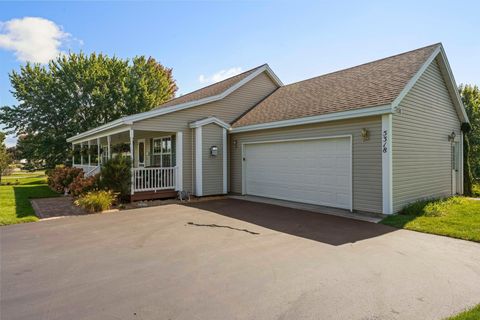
[244,137,352,210]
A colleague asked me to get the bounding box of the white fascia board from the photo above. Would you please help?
[391,45,441,110]
[67,64,281,143]
[122,64,282,125]
[391,44,469,124]
[67,119,128,142]
[437,47,469,123]
[264,64,284,86]
[68,125,131,144]
[189,117,231,129]
[230,104,392,133]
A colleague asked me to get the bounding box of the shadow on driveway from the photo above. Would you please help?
[185,198,397,246]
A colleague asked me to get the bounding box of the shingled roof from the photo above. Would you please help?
[156,64,267,109]
[232,43,441,128]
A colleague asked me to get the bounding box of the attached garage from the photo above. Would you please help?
[68,43,468,215]
[242,136,352,210]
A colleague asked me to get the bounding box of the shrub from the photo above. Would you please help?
[74,190,116,213]
[400,196,467,217]
[473,181,480,197]
[47,166,83,193]
[69,173,99,196]
[100,155,131,202]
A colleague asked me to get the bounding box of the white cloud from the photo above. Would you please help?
[198,67,242,84]
[0,17,72,64]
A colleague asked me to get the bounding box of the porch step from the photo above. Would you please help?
[130,189,177,202]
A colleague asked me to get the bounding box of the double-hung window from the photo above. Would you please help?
[152,136,172,167]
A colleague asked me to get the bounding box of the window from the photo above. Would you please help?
[452,142,460,172]
[152,136,172,167]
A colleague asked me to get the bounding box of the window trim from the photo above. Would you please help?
[152,135,172,167]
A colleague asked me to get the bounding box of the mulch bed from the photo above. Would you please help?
[31,195,228,219]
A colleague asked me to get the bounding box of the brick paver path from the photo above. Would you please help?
[31,197,88,219]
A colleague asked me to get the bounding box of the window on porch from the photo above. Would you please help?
[151,136,175,167]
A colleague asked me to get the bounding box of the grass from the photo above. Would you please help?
[473,182,480,197]
[381,196,480,242]
[445,304,480,320]
[0,171,59,226]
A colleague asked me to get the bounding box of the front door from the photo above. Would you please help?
[137,139,145,167]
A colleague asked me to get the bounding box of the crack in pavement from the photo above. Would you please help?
[186,222,260,235]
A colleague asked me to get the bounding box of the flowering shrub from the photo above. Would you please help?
[75,190,116,213]
[69,173,99,196]
[47,166,83,193]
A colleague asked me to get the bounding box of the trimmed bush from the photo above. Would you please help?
[100,155,131,202]
[74,190,116,213]
[69,173,99,196]
[47,166,83,193]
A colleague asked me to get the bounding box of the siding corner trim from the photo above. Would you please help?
[195,127,203,196]
[382,114,393,214]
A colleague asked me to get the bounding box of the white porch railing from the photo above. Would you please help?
[132,167,177,192]
[74,165,100,177]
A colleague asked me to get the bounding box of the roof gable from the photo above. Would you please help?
[67,64,281,142]
[156,64,282,109]
[392,45,468,123]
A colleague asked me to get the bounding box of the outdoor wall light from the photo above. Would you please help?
[210,146,218,157]
[448,131,456,142]
[233,139,238,148]
[361,128,369,142]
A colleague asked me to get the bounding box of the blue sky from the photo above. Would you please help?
[1,0,479,147]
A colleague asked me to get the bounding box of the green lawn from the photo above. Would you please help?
[381,197,480,242]
[473,182,480,197]
[0,171,59,225]
[445,304,480,320]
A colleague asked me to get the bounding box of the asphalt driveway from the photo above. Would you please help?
[1,199,479,320]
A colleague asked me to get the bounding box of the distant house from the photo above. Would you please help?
[67,43,468,214]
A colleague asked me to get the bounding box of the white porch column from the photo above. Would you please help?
[195,127,203,196]
[87,140,91,167]
[382,114,393,214]
[107,135,111,160]
[72,143,75,165]
[176,131,183,191]
[80,142,84,165]
[222,128,227,194]
[129,128,134,195]
[97,138,101,165]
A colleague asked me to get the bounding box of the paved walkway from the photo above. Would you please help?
[31,196,87,218]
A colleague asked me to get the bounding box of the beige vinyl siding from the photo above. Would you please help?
[202,124,224,195]
[230,116,383,213]
[392,58,461,213]
[133,72,279,193]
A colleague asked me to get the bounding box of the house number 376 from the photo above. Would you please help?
[382,130,388,153]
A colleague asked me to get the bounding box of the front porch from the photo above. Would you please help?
[71,128,183,200]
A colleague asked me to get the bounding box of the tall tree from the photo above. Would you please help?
[0,132,12,183]
[459,84,480,180]
[0,53,177,167]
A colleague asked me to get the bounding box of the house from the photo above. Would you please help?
[67,43,469,215]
